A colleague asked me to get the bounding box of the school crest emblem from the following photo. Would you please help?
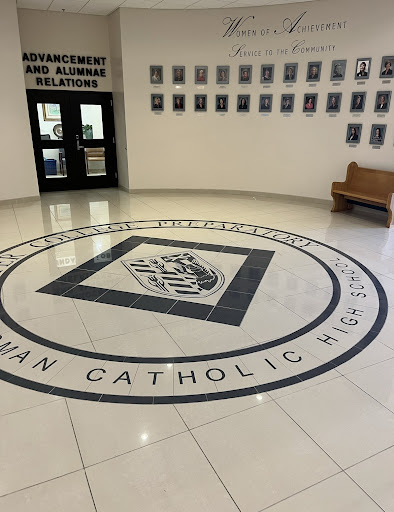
[122,251,225,298]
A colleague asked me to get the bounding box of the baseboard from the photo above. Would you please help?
[119,185,131,194]
[121,187,332,206]
[0,195,41,206]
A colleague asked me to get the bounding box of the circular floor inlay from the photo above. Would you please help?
[0,220,387,404]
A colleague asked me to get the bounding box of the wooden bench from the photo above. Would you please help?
[331,162,394,228]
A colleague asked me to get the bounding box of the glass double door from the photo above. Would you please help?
[27,90,118,192]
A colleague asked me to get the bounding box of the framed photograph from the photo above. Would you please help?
[370,124,386,146]
[303,93,318,113]
[239,65,252,84]
[326,93,342,112]
[259,94,273,113]
[330,60,347,81]
[283,63,298,83]
[195,95,207,112]
[195,66,208,85]
[261,65,274,84]
[216,95,228,112]
[173,94,185,112]
[150,66,163,84]
[380,56,394,78]
[306,62,322,82]
[375,91,391,113]
[346,124,362,144]
[151,94,164,111]
[42,103,61,121]
[350,92,366,112]
[217,66,230,84]
[237,95,250,112]
[172,66,185,84]
[354,58,371,79]
[281,94,295,113]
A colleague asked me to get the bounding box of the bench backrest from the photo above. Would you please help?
[346,162,394,199]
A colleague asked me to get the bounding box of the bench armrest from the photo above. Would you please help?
[331,181,347,193]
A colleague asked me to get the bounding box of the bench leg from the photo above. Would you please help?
[387,208,394,228]
[331,193,350,213]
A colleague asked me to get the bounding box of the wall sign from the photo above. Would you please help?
[22,53,107,89]
[221,12,349,58]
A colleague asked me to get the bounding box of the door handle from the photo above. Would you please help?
[76,135,84,150]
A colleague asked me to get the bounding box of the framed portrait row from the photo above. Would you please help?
[346,123,387,146]
[150,57,394,85]
[151,91,392,114]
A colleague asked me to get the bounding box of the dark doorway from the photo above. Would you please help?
[27,90,118,192]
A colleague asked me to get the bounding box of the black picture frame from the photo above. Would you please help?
[354,58,371,80]
[151,94,164,111]
[380,56,394,78]
[173,94,185,112]
[306,62,322,82]
[261,65,274,84]
[281,94,295,112]
[350,92,367,113]
[195,66,208,85]
[237,95,250,112]
[150,65,163,85]
[303,93,318,113]
[216,95,228,112]
[330,60,346,81]
[283,63,298,83]
[216,66,230,84]
[239,65,252,84]
[326,93,342,113]
[195,94,207,112]
[259,94,273,112]
[369,124,386,146]
[346,124,362,144]
[374,91,391,113]
[172,66,185,84]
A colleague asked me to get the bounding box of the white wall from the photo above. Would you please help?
[18,9,112,92]
[108,9,129,190]
[0,0,39,201]
[119,0,394,199]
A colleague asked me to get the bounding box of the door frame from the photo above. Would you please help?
[26,89,118,192]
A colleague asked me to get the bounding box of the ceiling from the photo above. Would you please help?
[16,0,315,13]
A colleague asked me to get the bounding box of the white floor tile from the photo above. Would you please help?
[347,446,394,512]
[192,401,339,511]
[346,357,394,413]
[263,472,382,512]
[0,400,82,495]
[67,399,186,466]
[277,377,394,469]
[0,471,95,512]
[87,432,239,511]
[1,190,393,510]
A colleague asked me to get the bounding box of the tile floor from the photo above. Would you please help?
[0,188,394,511]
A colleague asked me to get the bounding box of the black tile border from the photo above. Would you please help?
[0,231,344,366]
[37,235,274,329]
[0,220,388,404]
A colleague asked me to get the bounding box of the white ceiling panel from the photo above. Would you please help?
[80,0,121,14]
[187,0,236,9]
[266,0,314,4]
[121,0,160,7]
[17,0,53,9]
[17,0,324,12]
[152,0,200,8]
[48,0,89,12]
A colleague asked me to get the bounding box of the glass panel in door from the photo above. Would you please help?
[80,104,104,140]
